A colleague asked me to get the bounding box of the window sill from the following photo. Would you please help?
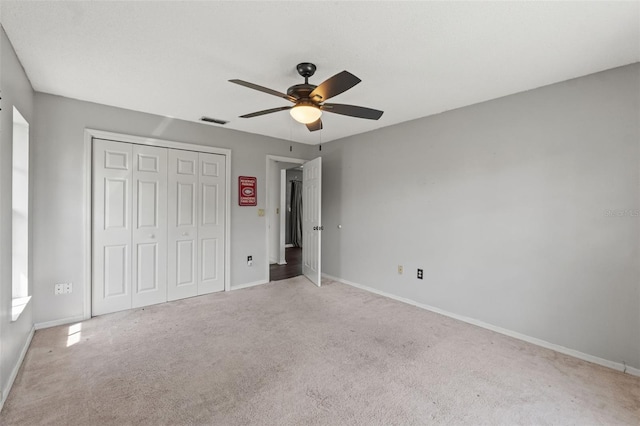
[11,296,31,322]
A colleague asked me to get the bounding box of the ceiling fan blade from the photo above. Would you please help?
[306,118,323,132]
[309,71,361,102]
[239,106,292,118]
[229,79,296,102]
[321,103,384,120]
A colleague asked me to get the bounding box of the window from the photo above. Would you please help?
[12,106,30,321]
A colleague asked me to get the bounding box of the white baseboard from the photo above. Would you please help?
[35,315,86,330]
[322,273,640,378]
[285,244,294,248]
[1,325,35,412]
[231,279,269,291]
[626,364,640,376]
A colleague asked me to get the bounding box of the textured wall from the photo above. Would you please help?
[321,64,640,369]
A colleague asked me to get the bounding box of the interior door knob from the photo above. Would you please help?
[182,232,188,236]
[150,234,155,239]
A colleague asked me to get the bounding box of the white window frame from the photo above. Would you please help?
[12,107,31,321]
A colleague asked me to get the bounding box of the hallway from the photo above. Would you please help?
[269,247,302,281]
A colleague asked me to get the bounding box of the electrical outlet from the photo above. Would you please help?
[247,255,253,267]
[417,269,423,280]
[54,283,73,295]
[398,265,403,274]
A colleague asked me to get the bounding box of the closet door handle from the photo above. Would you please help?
[182,232,189,236]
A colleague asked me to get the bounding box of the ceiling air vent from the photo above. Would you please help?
[200,116,229,125]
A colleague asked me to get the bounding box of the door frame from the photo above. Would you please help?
[83,129,232,319]
[278,169,287,265]
[265,155,306,281]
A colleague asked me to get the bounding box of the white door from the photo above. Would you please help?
[93,139,133,315]
[132,145,168,308]
[197,153,226,294]
[302,157,322,287]
[94,140,227,314]
[167,150,199,301]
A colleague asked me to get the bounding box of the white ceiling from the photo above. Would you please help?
[1,1,638,144]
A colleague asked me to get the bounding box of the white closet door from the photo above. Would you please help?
[197,153,226,294]
[167,150,199,301]
[93,140,133,315]
[132,145,168,308]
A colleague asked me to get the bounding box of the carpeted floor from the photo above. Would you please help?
[1,276,639,425]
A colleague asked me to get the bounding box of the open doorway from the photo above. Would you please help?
[266,156,305,281]
[266,155,322,286]
[271,166,303,281]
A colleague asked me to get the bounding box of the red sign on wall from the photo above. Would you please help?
[239,176,257,206]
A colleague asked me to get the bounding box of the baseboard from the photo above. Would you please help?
[35,315,86,330]
[231,279,269,291]
[285,244,294,248]
[626,364,640,376]
[1,325,35,412]
[322,273,640,378]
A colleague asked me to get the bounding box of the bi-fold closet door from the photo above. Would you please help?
[92,139,225,316]
[167,149,225,301]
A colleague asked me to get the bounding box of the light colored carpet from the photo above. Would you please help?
[1,276,639,425]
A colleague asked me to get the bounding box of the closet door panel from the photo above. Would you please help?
[93,139,133,315]
[132,145,168,308]
[168,150,199,301]
[198,153,226,294]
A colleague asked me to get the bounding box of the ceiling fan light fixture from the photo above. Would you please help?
[290,103,322,124]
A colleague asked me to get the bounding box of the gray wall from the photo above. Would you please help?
[0,26,35,401]
[32,93,314,324]
[321,64,640,369]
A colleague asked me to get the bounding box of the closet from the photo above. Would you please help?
[92,139,226,316]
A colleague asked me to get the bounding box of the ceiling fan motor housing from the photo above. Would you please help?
[287,84,317,101]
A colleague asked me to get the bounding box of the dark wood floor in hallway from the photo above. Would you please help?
[269,247,302,281]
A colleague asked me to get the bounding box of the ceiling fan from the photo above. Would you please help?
[229,63,384,132]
